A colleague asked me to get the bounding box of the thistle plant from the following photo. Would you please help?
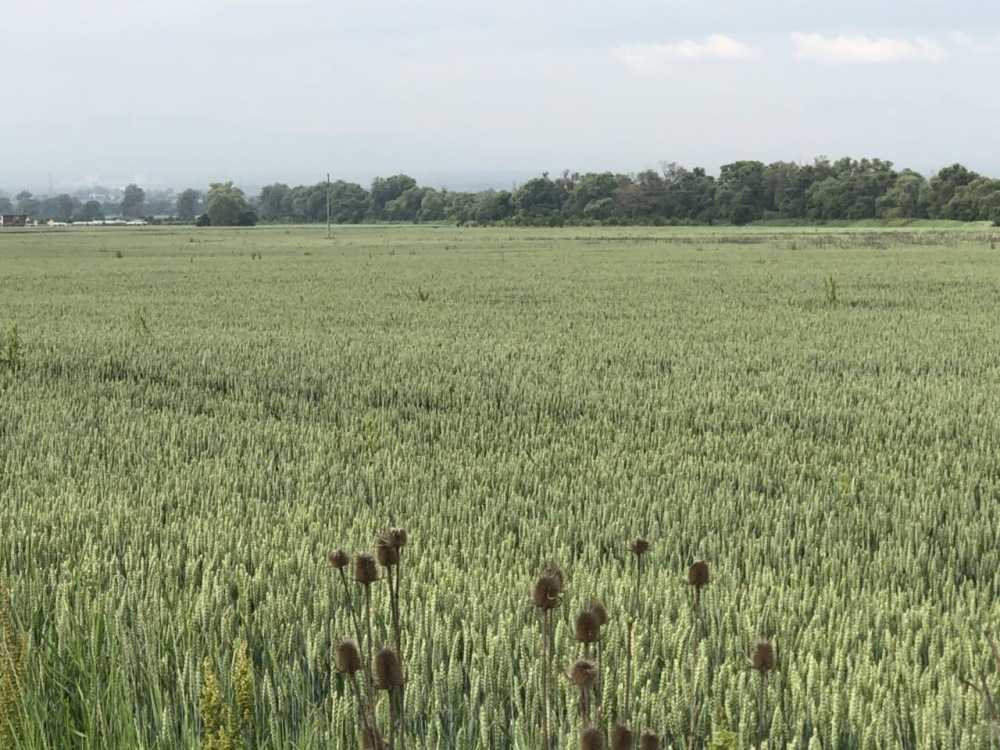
[330,551,372,699]
[625,539,650,721]
[589,600,608,719]
[750,638,776,749]
[610,723,634,750]
[533,563,564,750]
[581,725,606,750]
[686,560,710,748]
[568,658,599,727]
[354,553,379,695]
[638,730,661,750]
[373,647,405,749]
[375,528,408,749]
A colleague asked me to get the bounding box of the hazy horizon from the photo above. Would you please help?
[5,0,1000,194]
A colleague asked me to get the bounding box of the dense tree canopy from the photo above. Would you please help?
[6,158,1000,226]
[175,189,203,222]
[121,184,145,219]
[206,182,255,226]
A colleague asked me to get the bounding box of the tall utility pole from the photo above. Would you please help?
[326,172,332,239]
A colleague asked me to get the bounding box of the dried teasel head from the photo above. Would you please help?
[611,724,634,750]
[629,538,651,558]
[533,573,563,610]
[334,640,362,674]
[589,600,609,627]
[354,553,378,586]
[750,638,776,673]
[328,549,350,569]
[359,726,386,750]
[575,609,601,644]
[638,731,661,750]
[374,539,399,568]
[567,658,599,688]
[541,562,564,587]
[581,727,606,750]
[687,560,710,589]
[384,527,407,548]
[373,647,404,690]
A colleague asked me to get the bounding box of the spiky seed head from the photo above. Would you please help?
[688,560,710,589]
[575,609,601,644]
[589,600,609,626]
[386,527,407,548]
[611,725,634,750]
[328,549,350,569]
[567,658,599,688]
[638,732,661,750]
[373,647,404,690]
[359,726,386,749]
[541,562,565,587]
[750,638,776,673]
[533,574,562,610]
[374,540,399,568]
[581,727,606,750]
[629,538,650,557]
[335,640,362,674]
[354,553,378,586]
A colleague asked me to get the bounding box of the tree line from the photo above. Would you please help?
[4,158,1000,226]
[253,159,1000,226]
[0,183,255,226]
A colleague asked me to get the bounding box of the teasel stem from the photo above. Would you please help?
[347,672,377,745]
[625,539,649,722]
[595,639,604,723]
[542,608,552,750]
[338,569,365,665]
[686,599,701,749]
[363,585,375,713]
[686,560,710,749]
[390,563,407,750]
[337,566,376,715]
[580,684,592,727]
[756,671,768,750]
[389,686,404,750]
[626,623,634,721]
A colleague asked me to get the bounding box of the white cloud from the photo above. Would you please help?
[791,33,947,63]
[948,31,1000,55]
[612,35,754,73]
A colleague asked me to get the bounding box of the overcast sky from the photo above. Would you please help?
[4,0,1000,193]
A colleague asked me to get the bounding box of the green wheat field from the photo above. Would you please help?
[2,224,1000,749]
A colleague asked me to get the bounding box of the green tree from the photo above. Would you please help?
[121,184,146,218]
[39,194,77,222]
[877,171,928,219]
[716,161,766,225]
[514,175,563,224]
[0,197,12,213]
[419,189,446,222]
[944,178,1000,221]
[329,181,370,223]
[384,187,425,222]
[370,174,417,219]
[15,191,37,217]
[569,173,620,218]
[206,182,252,226]
[928,164,979,219]
[257,184,291,221]
[176,189,203,221]
[77,200,104,222]
[474,190,513,223]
